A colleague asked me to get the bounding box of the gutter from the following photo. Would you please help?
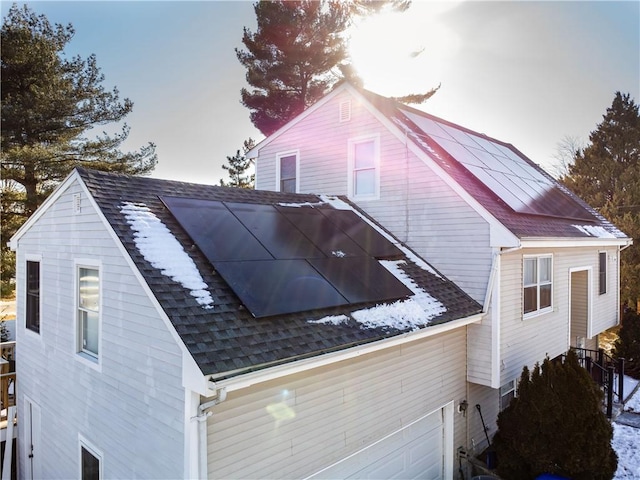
[208,313,483,393]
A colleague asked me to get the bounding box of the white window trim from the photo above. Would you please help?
[523,254,553,319]
[598,251,607,295]
[347,134,381,200]
[74,258,102,371]
[79,434,103,480]
[275,150,300,193]
[24,254,43,341]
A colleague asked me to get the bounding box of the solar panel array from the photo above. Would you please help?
[161,196,411,318]
[401,110,594,222]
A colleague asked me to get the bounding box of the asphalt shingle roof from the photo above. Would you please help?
[361,89,628,240]
[77,168,482,379]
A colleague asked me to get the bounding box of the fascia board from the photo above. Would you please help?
[520,237,632,249]
[245,83,350,159]
[9,169,81,251]
[209,312,484,393]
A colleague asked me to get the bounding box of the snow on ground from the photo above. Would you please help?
[622,376,640,412]
[613,376,640,480]
[120,202,214,308]
[613,422,640,479]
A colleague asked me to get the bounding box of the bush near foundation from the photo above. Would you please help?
[492,350,617,480]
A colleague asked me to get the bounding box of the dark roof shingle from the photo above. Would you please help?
[77,168,482,378]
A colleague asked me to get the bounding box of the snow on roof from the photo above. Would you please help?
[573,224,617,238]
[380,260,446,313]
[120,202,214,309]
[307,260,446,331]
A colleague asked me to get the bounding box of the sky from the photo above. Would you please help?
[2,1,638,185]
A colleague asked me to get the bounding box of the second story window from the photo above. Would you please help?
[26,260,41,333]
[523,255,552,316]
[78,266,100,359]
[348,135,380,199]
[277,152,298,193]
[599,252,607,295]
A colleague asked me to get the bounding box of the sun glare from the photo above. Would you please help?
[347,3,462,99]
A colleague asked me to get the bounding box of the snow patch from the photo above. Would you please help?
[120,202,214,309]
[351,299,431,331]
[380,260,447,315]
[308,315,349,326]
[613,423,640,479]
[317,195,352,210]
[278,201,323,208]
[573,224,616,238]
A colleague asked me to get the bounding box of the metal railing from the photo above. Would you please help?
[572,347,625,418]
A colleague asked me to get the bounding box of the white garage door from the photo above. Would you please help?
[310,409,445,480]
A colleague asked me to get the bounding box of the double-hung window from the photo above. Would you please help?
[26,260,40,333]
[78,266,100,359]
[349,135,380,199]
[599,252,607,295]
[80,437,102,480]
[500,379,516,411]
[277,152,298,193]
[523,255,552,316]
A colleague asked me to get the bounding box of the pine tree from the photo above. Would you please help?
[493,351,617,480]
[220,138,256,189]
[237,0,412,136]
[1,4,157,294]
[562,92,640,309]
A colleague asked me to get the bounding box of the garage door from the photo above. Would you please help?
[309,409,445,480]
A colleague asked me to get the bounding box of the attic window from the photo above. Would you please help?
[339,101,351,122]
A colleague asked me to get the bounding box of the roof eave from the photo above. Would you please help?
[207,312,484,394]
[519,237,632,249]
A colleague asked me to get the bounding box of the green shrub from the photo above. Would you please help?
[493,350,617,480]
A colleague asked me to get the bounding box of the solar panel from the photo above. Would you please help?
[275,206,367,258]
[213,260,348,318]
[160,196,272,261]
[309,257,412,304]
[225,202,324,259]
[401,109,595,222]
[318,209,403,259]
[163,197,415,318]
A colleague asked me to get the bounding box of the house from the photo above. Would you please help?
[247,83,632,454]
[10,167,486,479]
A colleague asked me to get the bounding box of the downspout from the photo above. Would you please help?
[618,241,633,319]
[483,245,522,389]
[195,388,227,479]
[484,245,522,312]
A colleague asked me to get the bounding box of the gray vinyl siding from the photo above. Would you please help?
[499,246,620,384]
[467,303,494,385]
[207,328,467,479]
[14,180,185,479]
[255,89,493,304]
[467,382,500,454]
